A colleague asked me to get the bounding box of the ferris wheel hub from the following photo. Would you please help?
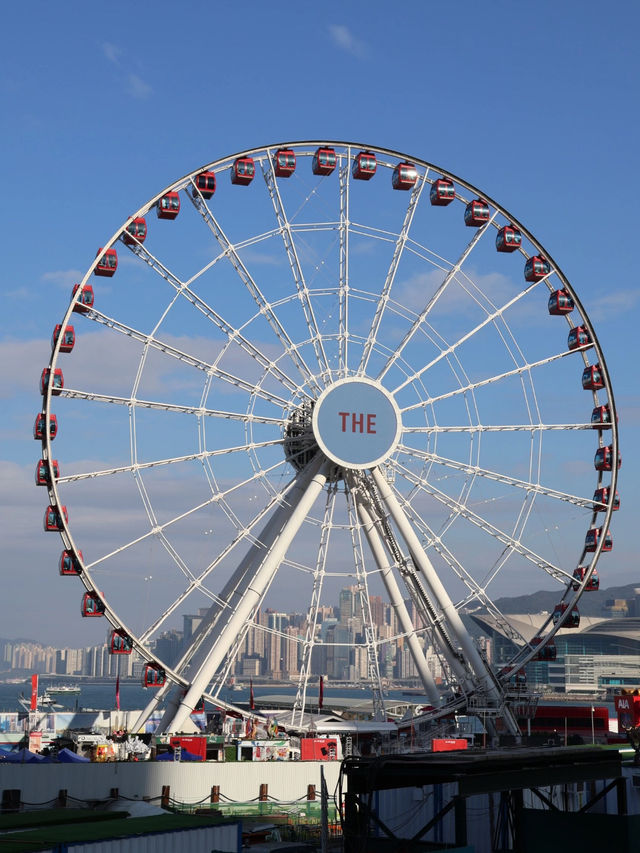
[311,377,401,470]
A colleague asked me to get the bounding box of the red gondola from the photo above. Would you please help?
[552,602,580,628]
[157,192,180,220]
[567,325,591,350]
[582,364,604,390]
[122,217,147,245]
[594,444,621,471]
[94,248,118,277]
[34,413,58,441]
[59,549,83,576]
[501,666,526,686]
[500,667,526,687]
[44,504,68,532]
[531,637,557,661]
[496,225,522,253]
[464,198,490,226]
[430,177,455,206]
[81,592,105,617]
[312,146,336,176]
[352,151,376,181]
[392,162,418,190]
[40,368,64,396]
[142,664,166,688]
[52,325,75,353]
[35,458,59,486]
[572,566,600,591]
[274,148,296,178]
[524,255,550,282]
[110,630,133,655]
[231,157,255,186]
[193,171,216,199]
[584,526,613,552]
[72,283,94,313]
[592,487,620,512]
[591,405,612,428]
[548,289,574,315]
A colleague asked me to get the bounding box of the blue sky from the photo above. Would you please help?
[1,1,639,648]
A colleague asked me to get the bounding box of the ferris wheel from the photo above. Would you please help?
[37,142,619,735]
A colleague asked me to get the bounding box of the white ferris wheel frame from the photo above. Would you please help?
[38,141,619,736]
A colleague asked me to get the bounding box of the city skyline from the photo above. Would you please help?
[3,583,639,699]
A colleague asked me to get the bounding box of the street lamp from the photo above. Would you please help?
[591,705,595,744]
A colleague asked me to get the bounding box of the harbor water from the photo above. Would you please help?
[0,678,434,714]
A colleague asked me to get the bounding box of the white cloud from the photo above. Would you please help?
[328,24,368,59]
[101,42,152,100]
[587,288,640,323]
[41,269,84,290]
[102,42,122,65]
[0,337,51,398]
[394,267,521,318]
[126,73,153,100]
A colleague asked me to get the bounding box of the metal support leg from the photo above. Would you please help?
[356,494,441,707]
[164,455,330,734]
[371,468,519,734]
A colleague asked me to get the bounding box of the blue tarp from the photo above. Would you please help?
[0,748,51,763]
[57,747,90,763]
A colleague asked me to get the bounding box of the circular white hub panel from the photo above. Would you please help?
[312,377,401,470]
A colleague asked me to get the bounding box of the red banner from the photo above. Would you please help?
[30,674,38,711]
[249,678,255,710]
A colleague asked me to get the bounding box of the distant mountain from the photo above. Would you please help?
[493,583,639,617]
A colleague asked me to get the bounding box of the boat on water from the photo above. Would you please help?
[17,689,65,712]
[45,684,81,696]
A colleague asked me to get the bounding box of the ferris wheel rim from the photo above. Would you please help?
[39,140,619,724]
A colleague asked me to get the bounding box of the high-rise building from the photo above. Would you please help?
[369,595,384,629]
[339,587,362,623]
[153,630,183,668]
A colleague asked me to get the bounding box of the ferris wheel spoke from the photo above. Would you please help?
[260,153,332,382]
[139,474,301,644]
[59,388,284,425]
[87,309,292,409]
[377,211,498,383]
[123,239,307,397]
[187,185,321,393]
[397,444,594,508]
[338,155,350,377]
[403,235,457,272]
[87,455,290,572]
[57,439,284,486]
[400,347,576,414]
[359,173,429,375]
[402,422,594,434]
[292,486,337,722]
[392,276,551,398]
[396,496,528,646]
[389,457,571,583]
